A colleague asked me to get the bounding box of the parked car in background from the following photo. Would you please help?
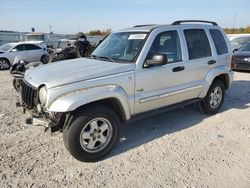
[232,42,250,71]
[16,20,233,162]
[227,34,250,41]
[25,32,50,49]
[0,42,49,70]
[230,36,250,51]
[51,39,79,62]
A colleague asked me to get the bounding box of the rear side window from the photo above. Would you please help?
[184,29,212,60]
[25,44,41,50]
[209,29,228,55]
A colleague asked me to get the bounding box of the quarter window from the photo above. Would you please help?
[147,31,182,63]
[184,29,212,60]
[209,29,228,55]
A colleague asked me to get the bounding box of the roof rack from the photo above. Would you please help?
[172,20,218,26]
[133,24,156,28]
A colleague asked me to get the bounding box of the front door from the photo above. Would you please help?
[134,30,203,114]
[9,44,30,63]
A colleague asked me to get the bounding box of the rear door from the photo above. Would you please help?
[25,44,43,62]
[181,28,215,89]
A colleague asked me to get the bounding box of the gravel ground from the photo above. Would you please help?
[0,70,250,188]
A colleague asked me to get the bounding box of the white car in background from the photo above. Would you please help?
[0,42,49,70]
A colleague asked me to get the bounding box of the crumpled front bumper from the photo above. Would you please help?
[25,115,49,127]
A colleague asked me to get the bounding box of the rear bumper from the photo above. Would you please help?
[228,70,234,87]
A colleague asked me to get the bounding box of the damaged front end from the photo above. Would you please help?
[18,80,66,132]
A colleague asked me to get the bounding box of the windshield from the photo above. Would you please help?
[239,42,250,52]
[91,32,148,63]
[58,40,75,48]
[231,37,250,46]
[26,35,45,41]
[0,43,15,51]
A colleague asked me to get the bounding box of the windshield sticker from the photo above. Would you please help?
[128,34,147,40]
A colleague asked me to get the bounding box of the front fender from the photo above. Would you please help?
[48,85,132,120]
[199,65,233,98]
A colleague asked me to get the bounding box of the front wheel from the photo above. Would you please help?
[199,79,225,115]
[0,58,11,70]
[13,78,22,93]
[63,105,121,162]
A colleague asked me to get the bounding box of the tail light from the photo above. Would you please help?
[231,56,237,70]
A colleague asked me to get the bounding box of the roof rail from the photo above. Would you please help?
[172,20,218,26]
[133,24,156,28]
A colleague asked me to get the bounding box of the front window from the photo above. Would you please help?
[91,32,148,63]
[0,43,15,51]
[146,30,182,63]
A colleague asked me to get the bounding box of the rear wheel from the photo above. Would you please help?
[199,79,225,115]
[63,105,120,162]
[41,54,49,64]
[0,58,10,70]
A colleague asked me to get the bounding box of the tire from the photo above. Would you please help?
[41,54,49,64]
[13,78,22,93]
[199,79,225,115]
[63,105,121,162]
[0,58,11,70]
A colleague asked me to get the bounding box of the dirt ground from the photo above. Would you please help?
[0,70,250,188]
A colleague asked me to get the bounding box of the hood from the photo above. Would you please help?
[234,51,250,58]
[25,58,135,88]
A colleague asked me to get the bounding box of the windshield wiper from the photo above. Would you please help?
[91,55,116,62]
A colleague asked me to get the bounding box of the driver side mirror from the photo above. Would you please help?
[11,49,17,52]
[144,54,168,68]
[233,48,239,53]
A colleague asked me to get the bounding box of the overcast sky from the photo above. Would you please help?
[0,0,249,34]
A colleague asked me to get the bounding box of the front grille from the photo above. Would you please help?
[236,62,250,69]
[21,81,38,109]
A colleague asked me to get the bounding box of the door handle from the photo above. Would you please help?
[137,88,144,92]
[207,60,216,65]
[172,66,185,72]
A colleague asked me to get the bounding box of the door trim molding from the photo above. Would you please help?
[139,85,203,103]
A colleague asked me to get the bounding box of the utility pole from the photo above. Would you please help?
[49,24,52,34]
[233,12,237,29]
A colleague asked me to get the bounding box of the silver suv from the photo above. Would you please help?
[18,20,234,162]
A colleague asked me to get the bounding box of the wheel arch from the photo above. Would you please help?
[213,74,229,90]
[73,98,127,122]
[199,66,232,98]
[48,85,132,121]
